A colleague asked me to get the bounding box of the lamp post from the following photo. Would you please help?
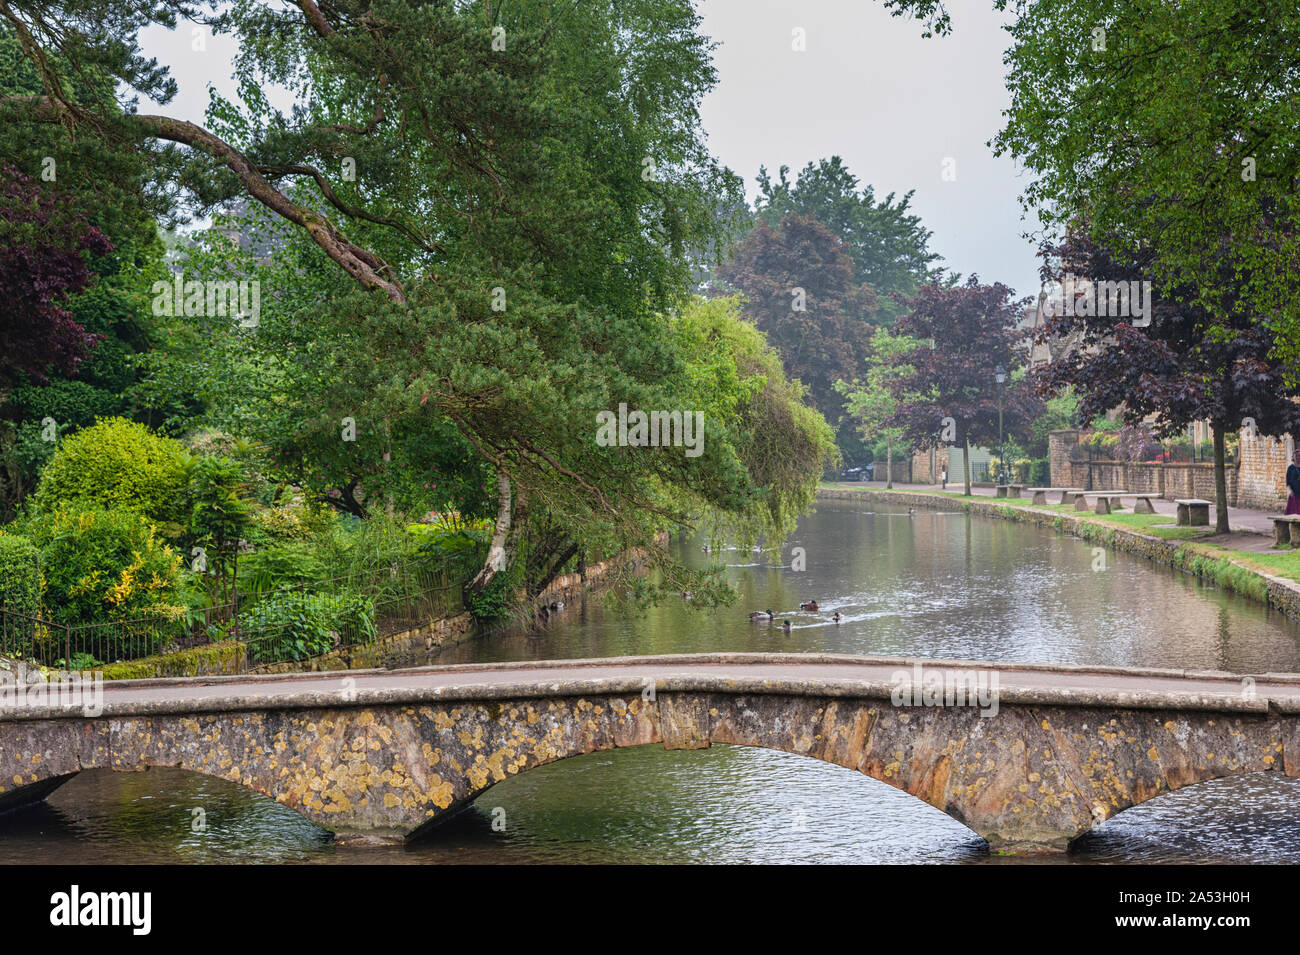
[995,363,1006,484]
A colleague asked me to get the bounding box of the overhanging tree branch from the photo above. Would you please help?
[2,94,406,303]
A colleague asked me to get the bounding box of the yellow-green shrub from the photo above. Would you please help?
[0,533,41,617]
[31,417,188,527]
[29,504,184,626]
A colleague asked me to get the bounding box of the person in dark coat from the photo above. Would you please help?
[1287,448,1300,515]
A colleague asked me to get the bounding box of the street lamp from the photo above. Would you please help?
[995,363,1006,485]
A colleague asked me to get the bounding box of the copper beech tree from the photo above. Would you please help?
[886,277,1042,495]
[1032,228,1300,533]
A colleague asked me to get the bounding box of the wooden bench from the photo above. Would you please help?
[1027,487,1084,505]
[994,483,1025,499]
[1175,498,1211,526]
[1272,515,1300,546]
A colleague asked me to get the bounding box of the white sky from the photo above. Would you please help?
[140,0,1041,297]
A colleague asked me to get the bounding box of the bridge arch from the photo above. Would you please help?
[3,683,1294,854]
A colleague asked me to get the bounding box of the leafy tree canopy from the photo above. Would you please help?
[755,156,946,319]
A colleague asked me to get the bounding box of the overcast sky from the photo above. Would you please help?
[140,0,1040,298]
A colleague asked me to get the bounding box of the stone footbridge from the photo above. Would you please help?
[3,653,1300,854]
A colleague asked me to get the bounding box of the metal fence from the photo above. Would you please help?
[0,559,463,670]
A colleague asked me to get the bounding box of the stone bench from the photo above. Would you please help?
[995,483,1025,499]
[1073,491,1130,514]
[1128,493,1162,514]
[1090,492,1132,515]
[1175,498,1211,526]
[1028,487,1084,505]
[1272,515,1300,546]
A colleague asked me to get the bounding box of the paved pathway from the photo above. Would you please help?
[826,480,1280,548]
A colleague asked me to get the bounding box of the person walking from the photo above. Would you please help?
[941,465,948,491]
[1287,448,1300,515]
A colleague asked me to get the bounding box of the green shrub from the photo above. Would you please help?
[0,533,41,617]
[28,504,185,626]
[10,379,121,431]
[242,590,376,664]
[31,417,189,528]
[466,572,515,623]
[1029,458,1051,486]
[408,513,491,577]
[252,497,338,544]
[238,543,329,594]
[182,454,256,607]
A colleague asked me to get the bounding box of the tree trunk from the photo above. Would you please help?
[322,480,367,519]
[1212,424,1229,534]
[886,437,893,490]
[963,436,972,496]
[468,469,511,593]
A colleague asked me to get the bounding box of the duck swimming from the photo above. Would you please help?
[781,619,792,632]
[748,609,774,621]
[799,600,819,612]
[832,612,842,623]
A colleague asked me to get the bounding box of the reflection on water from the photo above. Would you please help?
[438,501,1300,672]
[4,499,1300,864]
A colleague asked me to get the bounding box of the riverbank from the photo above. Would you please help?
[82,540,662,681]
[819,484,1300,623]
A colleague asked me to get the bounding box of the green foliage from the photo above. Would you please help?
[986,0,1300,373]
[0,533,41,616]
[237,544,329,595]
[753,156,947,321]
[1028,388,1080,457]
[242,591,377,664]
[837,327,924,445]
[251,497,339,544]
[182,454,256,605]
[10,379,121,429]
[466,572,517,624]
[1029,458,1050,486]
[28,504,184,626]
[55,652,102,671]
[408,514,492,578]
[31,417,188,528]
[675,296,838,558]
[0,1,833,612]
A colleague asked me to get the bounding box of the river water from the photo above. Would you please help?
[7,497,1300,864]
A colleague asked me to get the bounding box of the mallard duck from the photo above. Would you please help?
[907,507,916,517]
[748,609,774,620]
[799,600,819,612]
[782,619,792,632]
[832,612,842,623]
